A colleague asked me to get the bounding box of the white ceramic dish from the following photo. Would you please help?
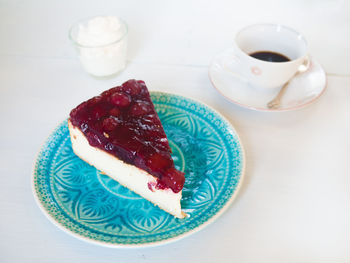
[209,48,327,112]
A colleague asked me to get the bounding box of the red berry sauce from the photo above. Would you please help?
[69,79,185,193]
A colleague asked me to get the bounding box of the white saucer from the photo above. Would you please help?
[209,48,327,112]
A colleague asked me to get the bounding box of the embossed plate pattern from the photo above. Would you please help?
[32,92,245,247]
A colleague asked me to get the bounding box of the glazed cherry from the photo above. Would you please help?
[110,92,131,107]
[102,117,118,131]
[92,106,106,119]
[122,79,144,95]
[88,96,102,106]
[130,101,152,116]
[69,79,185,193]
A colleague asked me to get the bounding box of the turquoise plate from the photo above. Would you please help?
[32,92,245,247]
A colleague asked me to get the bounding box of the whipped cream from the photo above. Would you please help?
[73,16,128,77]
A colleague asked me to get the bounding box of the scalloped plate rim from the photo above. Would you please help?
[31,91,246,248]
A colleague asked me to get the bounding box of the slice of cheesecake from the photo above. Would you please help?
[68,80,186,218]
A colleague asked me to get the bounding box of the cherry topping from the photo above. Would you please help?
[80,123,88,132]
[92,106,105,119]
[134,155,146,170]
[109,107,121,117]
[122,79,144,95]
[130,101,152,116]
[87,96,102,106]
[147,153,172,172]
[102,117,119,131]
[147,182,156,192]
[159,168,185,193]
[105,142,114,151]
[110,92,131,107]
[101,87,119,97]
[69,79,185,193]
[86,132,102,147]
[71,101,87,123]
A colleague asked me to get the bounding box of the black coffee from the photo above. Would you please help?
[250,51,290,62]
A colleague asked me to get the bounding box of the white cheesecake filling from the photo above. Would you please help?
[68,121,185,218]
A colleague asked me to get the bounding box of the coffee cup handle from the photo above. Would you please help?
[298,55,311,73]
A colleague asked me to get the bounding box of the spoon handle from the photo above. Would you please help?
[267,71,299,109]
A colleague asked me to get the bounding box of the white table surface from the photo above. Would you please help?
[1,0,350,262]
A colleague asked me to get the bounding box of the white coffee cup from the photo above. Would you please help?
[225,24,309,89]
